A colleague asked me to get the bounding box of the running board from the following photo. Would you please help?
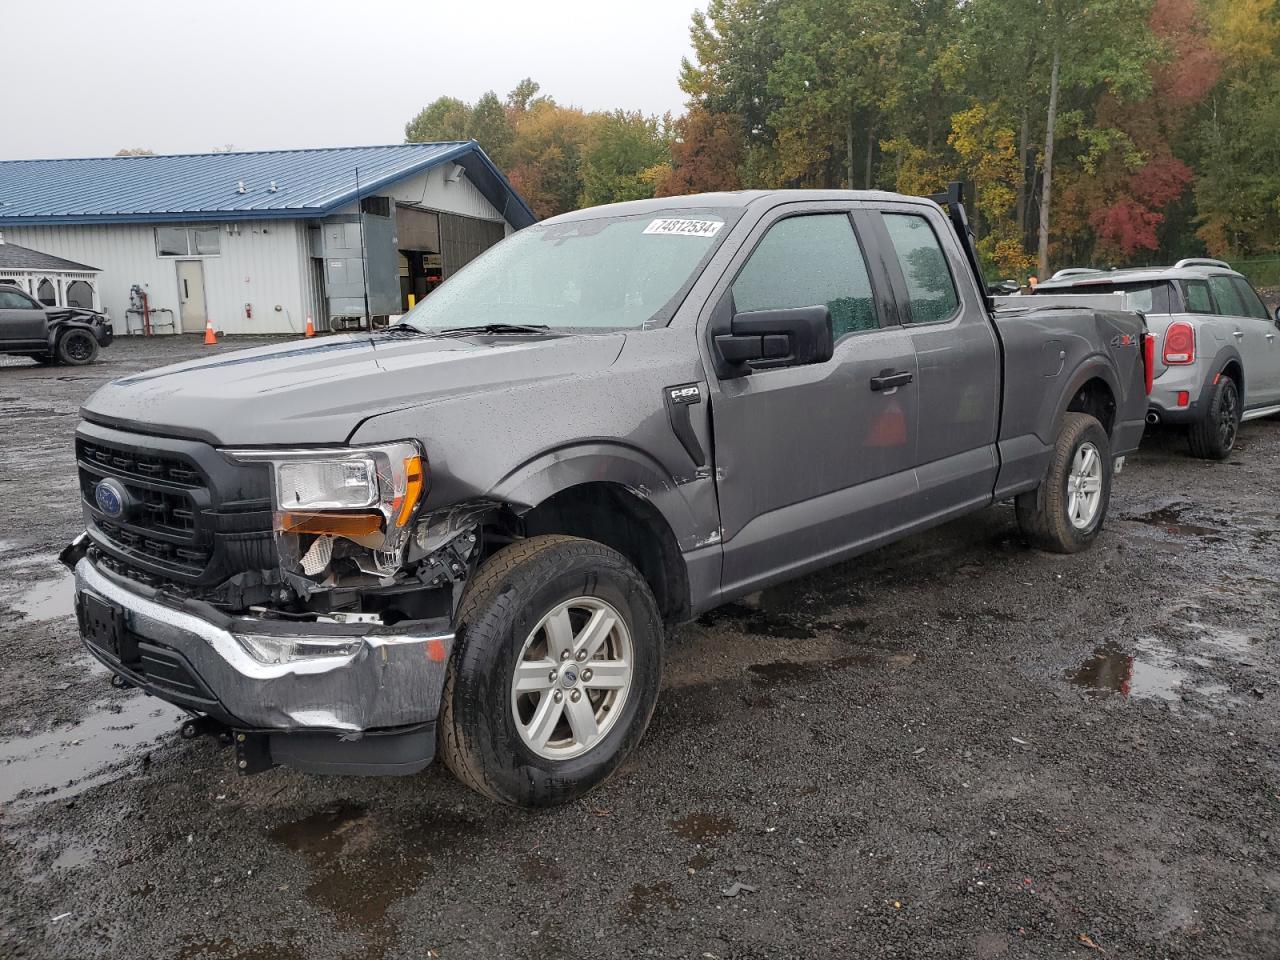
[1242,404,1280,421]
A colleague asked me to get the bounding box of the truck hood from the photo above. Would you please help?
[81,332,626,445]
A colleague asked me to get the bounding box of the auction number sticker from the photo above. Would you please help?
[643,218,724,237]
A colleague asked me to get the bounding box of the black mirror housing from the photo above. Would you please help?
[712,304,834,378]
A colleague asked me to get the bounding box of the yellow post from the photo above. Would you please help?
[407,293,417,309]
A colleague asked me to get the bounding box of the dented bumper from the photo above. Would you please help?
[72,555,454,734]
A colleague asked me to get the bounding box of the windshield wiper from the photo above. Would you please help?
[436,323,552,337]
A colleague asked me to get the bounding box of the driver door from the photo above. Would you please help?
[0,288,49,345]
[705,203,919,597]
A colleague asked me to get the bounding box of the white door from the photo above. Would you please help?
[176,260,207,334]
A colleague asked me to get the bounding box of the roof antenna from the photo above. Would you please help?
[355,166,371,331]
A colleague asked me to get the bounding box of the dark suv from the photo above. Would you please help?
[0,285,113,365]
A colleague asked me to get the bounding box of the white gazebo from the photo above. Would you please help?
[0,233,102,311]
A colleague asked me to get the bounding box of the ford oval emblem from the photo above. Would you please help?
[94,478,127,519]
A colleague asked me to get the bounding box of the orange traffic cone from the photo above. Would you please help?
[304,314,315,338]
[203,318,217,345]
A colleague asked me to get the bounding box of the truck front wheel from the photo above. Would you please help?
[439,535,664,807]
[1015,412,1112,554]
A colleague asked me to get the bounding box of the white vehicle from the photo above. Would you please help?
[1035,259,1280,459]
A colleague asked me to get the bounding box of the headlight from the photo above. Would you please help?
[226,442,426,579]
[235,632,361,665]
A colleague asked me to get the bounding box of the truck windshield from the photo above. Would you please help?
[398,212,732,332]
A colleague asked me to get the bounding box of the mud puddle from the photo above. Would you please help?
[266,801,480,952]
[11,569,76,621]
[748,650,917,686]
[1124,504,1225,540]
[1067,628,1257,703]
[625,879,680,918]
[0,692,183,804]
[671,812,737,841]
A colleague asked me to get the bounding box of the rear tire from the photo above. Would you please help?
[1015,412,1112,554]
[440,535,664,807]
[1187,375,1239,460]
[56,329,99,365]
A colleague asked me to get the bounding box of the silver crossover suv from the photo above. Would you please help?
[1035,259,1280,459]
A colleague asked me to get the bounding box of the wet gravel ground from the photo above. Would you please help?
[1,337,1278,959]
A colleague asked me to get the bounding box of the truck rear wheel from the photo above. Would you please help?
[1015,412,1112,554]
[439,535,664,807]
[1187,374,1238,460]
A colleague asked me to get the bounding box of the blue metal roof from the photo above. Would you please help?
[0,142,536,229]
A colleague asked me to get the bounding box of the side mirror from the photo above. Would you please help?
[713,305,834,378]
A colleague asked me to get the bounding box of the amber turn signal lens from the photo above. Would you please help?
[278,511,383,537]
[395,455,426,527]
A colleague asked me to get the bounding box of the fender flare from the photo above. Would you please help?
[489,441,704,550]
[1051,355,1122,440]
[45,318,102,354]
[1200,344,1245,406]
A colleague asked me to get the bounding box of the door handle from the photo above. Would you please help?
[870,369,913,392]
[1268,333,1276,342]
[1233,330,1244,339]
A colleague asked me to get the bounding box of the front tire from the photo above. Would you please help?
[1187,375,1239,460]
[1015,412,1112,554]
[56,329,99,365]
[440,535,664,807]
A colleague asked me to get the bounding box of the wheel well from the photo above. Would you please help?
[519,482,690,626]
[1220,359,1243,400]
[1066,378,1116,437]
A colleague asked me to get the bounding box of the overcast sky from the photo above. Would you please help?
[4,0,699,160]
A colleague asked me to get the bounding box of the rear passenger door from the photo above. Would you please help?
[1207,274,1275,408]
[867,204,1001,516]
[1228,276,1280,406]
[706,203,919,596]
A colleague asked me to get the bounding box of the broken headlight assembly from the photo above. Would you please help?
[227,442,426,582]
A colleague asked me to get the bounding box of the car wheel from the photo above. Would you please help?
[1015,412,1112,554]
[56,329,99,366]
[1187,375,1239,460]
[439,534,664,807]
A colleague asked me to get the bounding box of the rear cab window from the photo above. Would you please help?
[881,213,960,324]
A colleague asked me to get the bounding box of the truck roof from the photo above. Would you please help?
[543,189,942,223]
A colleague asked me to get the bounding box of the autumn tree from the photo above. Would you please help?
[655,107,744,196]
[404,96,471,143]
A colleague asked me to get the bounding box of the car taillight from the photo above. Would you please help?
[1163,321,1195,364]
[1143,333,1155,395]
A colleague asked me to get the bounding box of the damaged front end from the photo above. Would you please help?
[68,430,512,776]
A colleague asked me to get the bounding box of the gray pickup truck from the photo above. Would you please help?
[62,185,1150,806]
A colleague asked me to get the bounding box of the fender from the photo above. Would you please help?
[1051,354,1123,442]
[488,441,711,552]
[46,318,109,353]
[1199,343,1245,404]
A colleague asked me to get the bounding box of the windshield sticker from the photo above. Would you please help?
[643,218,724,237]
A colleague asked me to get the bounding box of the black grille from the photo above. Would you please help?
[76,422,273,591]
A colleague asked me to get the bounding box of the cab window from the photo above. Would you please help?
[0,289,39,310]
[1182,280,1213,314]
[732,213,879,339]
[881,213,960,324]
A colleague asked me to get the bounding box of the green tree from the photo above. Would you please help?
[404,96,471,143]
[467,91,514,168]
[579,111,670,207]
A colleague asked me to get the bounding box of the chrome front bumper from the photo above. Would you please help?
[73,556,454,733]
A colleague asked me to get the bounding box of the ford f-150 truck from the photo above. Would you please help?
[62,185,1150,806]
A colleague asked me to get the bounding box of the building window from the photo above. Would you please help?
[155,224,221,257]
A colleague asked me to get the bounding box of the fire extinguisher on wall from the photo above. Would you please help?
[244,302,253,320]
